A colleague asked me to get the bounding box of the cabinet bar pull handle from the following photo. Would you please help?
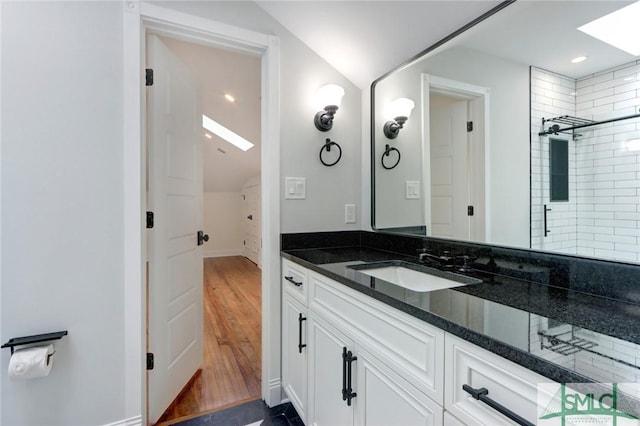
[285,276,303,287]
[462,385,533,426]
[297,314,307,353]
[342,347,357,406]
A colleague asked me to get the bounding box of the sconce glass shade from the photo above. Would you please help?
[384,98,415,139]
[387,97,415,120]
[314,84,345,132]
[316,84,345,108]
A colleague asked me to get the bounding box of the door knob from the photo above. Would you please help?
[197,230,209,246]
[247,215,253,220]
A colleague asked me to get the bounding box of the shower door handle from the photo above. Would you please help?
[544,205,551,237]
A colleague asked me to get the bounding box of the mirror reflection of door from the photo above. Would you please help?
[429,94,470,239]
[424,75,487,242]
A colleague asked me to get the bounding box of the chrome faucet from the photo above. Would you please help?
[417,249,477,273]
[417,249,455,268]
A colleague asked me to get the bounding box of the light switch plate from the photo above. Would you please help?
[406,181,421,199]
[285,177,306,199]
[345,204,356,224]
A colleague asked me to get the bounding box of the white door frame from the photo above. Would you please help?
[123,2,281,422]
[421,74,491,242]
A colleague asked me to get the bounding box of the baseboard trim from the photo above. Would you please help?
[203,249,243,258]
[267,377,282,407]
[103,416,142,426]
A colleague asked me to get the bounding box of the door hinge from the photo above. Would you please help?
[467,121,473,132]
[146,353,154,370]
[243,240,246,246]
[145,68,154,86]
[468,205,474,216]
[146,211,154,229]
[242,194,246,200]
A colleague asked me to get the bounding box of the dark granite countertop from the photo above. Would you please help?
[282,246,640,385]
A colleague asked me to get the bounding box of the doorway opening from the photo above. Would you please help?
[146,33,263,424]
[422,74,490,242]
[123,4,282,426]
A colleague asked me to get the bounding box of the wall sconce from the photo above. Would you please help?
[383,98,415,139]
[314,84,345,131]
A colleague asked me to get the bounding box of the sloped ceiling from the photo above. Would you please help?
[256,1,503,89]
[160,36,261,193]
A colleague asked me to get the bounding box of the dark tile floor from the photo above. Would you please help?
[173,400,304,426]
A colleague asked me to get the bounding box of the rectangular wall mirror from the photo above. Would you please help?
[371,0,640,263]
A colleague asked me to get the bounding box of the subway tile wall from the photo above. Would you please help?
[531,62,640,262]
[575,62,640,261]
[531,67,578,254]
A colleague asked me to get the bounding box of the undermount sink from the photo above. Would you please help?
[349,261,481,292]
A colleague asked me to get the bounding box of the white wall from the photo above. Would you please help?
[1,2,125,425]
[203,192,243,257]
[9,0,541,420]
[155,1,363,234]
[1,1,361,424]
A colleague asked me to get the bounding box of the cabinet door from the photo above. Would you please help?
[355,348,443,426]
[282,295,308,423]
[308,315,355,426]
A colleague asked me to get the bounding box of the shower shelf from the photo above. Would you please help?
[538,328,597,356]
[539,113,640,139]
[538,328,640,370]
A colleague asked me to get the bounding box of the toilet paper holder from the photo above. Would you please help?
[1,330,68,355]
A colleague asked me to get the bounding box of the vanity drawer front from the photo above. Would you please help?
[282,258,308,304]
[445,334,552,426]
[309,270,444,404]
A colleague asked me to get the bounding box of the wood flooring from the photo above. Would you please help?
[156,256,262,425]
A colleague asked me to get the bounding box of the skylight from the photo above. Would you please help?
[202,114,254,152]
[578,1,640,56]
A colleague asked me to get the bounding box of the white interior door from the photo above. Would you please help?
[429,93,470,239]
[243,179,261,267]
[147,34,204,423]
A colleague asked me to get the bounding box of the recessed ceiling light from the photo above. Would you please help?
[571,56,588,64]
[224,94,235,103]
[624,76,635,81]
[204,133,212,139]
[202,114,254,151]
[578,1,640,56]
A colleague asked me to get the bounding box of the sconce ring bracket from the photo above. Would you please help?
[381,144,401,170]
[314,105,339,132]
[319,138,342,167]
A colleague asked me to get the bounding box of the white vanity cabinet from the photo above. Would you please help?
[281,259,309,423]
[282,258,554,426]
[282,258,444,426]
[307,312,443,426]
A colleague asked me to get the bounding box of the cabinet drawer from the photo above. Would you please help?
[445,334,554,425]
[309,270,444,404]
[282,258,308,304]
